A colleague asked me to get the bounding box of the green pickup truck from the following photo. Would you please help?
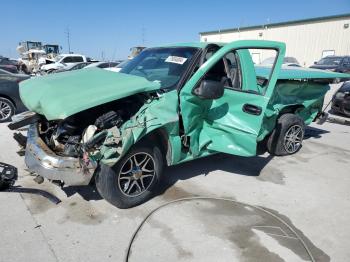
[10,40,350,208]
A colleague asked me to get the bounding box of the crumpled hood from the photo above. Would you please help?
[20,68,161,120]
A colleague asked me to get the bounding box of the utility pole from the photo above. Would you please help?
[65,27,71,53]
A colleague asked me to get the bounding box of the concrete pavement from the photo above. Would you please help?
[0,84,349,261]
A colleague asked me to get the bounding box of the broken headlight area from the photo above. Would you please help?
[37,94,149,159]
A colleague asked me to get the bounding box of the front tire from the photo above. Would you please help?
[267,113,305,156]
[0,97,15,123]
[95,144,164,208]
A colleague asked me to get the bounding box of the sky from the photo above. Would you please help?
[1,0,349,60]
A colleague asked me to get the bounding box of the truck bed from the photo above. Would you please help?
[255,65,350,83]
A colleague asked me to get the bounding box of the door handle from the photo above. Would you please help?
[242,104,262,116]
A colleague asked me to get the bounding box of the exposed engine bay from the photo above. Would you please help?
[37,94,149,158]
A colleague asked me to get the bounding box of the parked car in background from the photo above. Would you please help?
[85,61,120,69]
[53,62,91,73]
[0,56,19,74]
[40,54,88,73]
[331,81,350,117]
[310,56,350,73]
[0,69,29,122]
[260,56,301,67]
[105,60,129,72]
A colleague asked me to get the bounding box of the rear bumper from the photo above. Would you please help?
[25,124,96,186]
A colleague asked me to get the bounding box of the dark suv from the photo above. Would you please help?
[310,56,350,74]
[0,69,29,122]
[0,56,18,74]
[331,81,350,117]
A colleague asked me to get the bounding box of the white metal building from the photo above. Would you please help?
[199,13,350,66]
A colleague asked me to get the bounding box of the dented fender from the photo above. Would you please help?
[97,90,181,166]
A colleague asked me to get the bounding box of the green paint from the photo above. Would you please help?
[99,90,180,166]
[20,68,160,120]
[20,40,350,168]
[179,40,286,157]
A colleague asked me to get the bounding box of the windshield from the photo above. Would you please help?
[120,47,198,89]
[116,60,128,68]
[317,57,342,65]
[45,45,59,54]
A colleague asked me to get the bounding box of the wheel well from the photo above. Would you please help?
[0,95,16,109]
[138,128,171,166]
[279,105,305,117]
[261,105,305,151]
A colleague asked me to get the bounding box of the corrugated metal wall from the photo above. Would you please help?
[200,17,350,66]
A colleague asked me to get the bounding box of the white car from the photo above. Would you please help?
[105,60,129,72]
[40,54,87,72]
[84,61,119,69]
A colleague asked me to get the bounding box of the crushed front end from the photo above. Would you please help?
[25,123,96,186]
[12,93,151,186]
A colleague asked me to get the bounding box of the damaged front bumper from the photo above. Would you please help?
[25,124,96,186]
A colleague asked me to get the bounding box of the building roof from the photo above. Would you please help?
[200,13,350,35]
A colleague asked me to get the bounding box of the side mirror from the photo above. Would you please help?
[314,61,317,64]
[193,80,224,99]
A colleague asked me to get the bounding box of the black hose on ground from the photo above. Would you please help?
[0,162,61,204]
[5,186,61,204]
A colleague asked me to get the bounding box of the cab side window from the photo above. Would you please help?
[203,51,242,90]
[72,56,84,63]
[62,57,72,63]
[204,58,227,82]
[223,52,241,90]
[343,57,350,67]
[203,48,278,95]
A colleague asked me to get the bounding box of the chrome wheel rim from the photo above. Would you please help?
[0,101,12,121]
[118,152,156,197]
[283,125,303,154]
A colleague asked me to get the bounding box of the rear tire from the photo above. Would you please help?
[0,97,15,123]
[267,113,305,156]
[95,144,164,209]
